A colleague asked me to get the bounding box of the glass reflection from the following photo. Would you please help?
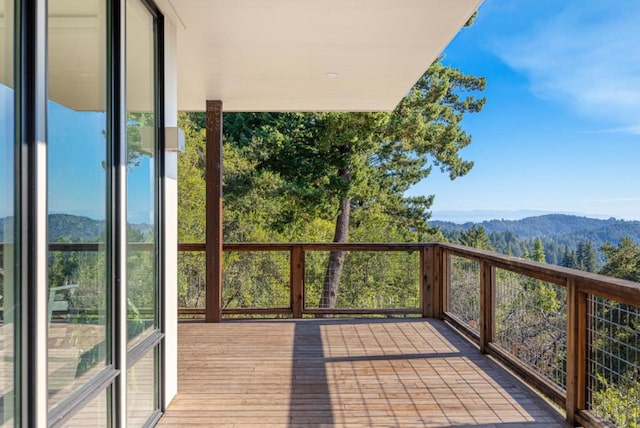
[0,0,15,425]
[47,0,108,408]
[126,0,157,348]
[127,350,157,425]
[60,389,108,427]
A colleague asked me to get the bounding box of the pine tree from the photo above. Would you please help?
[532,238,545,263]
[460,225,493,250]
[600,237,640,281]
[561,246,577,268]
[576,241,597,272]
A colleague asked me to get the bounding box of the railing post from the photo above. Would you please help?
[566,278,587,425]
[291,245,304,318]
[205,100,223,322]
[480,261,495,354]
[422,245,443,318]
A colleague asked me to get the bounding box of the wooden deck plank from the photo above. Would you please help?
[158,318,567,427]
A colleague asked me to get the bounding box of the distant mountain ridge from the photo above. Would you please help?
[432,214,640,266]
[431,209,612,223]
[431,214,632,239]
[0,214,152,242]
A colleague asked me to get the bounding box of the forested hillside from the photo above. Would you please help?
[432,214,640,239]
[433,214,640,267]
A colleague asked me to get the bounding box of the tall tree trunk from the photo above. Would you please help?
[320,197,351,308]
[320,139,352,310]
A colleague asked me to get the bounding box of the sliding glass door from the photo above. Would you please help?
[0,0,165,424]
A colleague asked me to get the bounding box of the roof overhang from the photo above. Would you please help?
[1,0,482,113]
[169,0,482,112]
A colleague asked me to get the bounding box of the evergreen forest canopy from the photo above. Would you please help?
[433,214,640,269]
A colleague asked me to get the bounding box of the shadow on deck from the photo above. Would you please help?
[158,318,568,427]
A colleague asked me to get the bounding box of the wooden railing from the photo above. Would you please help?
[178,241,640,426]
[178,242,432,318]
[4,241,637,426]
[438,243,640,427]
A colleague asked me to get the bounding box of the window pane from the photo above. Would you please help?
[60,388,108,428]
[0,0,15,425]
[126,0,157,348]
[127,349,157,425]
[47,0,108,408]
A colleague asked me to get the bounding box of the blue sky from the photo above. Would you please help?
[408,0,640,221]
[3,0,639,224]
[0,86,154,224]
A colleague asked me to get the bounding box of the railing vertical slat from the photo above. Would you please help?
[480,261,495,354]
[566,278,587,425]
[291,246,304,318]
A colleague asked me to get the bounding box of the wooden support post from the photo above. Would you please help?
[422,245,442,318]
[480,261,495,354]
[566,278,587,425]
[290,246,304,318]
[206,100,223,322]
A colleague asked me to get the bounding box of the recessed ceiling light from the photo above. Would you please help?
[324,72,339,78]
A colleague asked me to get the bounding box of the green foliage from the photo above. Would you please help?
[591,372,640,427]
[448,257,480,329]
[561,246,577,269]
[600,237,640,282]
[436,214,640,268]
[175,25,487,309]
[532,238,545,263]
[303,251,420,309]
[576,241,597,272]
[460,225,492,250]
[589,240,640,426]
[220,56,485,243]
[222,251,289,309]
[494,270,566,388]
[434,214,639,239]
[177,112,207,243]
[47,214,106,243]
[126,112,156,170]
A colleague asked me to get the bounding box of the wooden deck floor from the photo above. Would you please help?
[158,318,568,427]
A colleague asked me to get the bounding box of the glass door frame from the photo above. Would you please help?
[13,0,166,425]
[123,0,165,425]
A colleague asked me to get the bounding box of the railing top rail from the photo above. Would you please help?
[0,242,154,251]
[0,241,431,252]
[9,239,638,307]
[183,241,640,305]
[179,242,432,252]
[439,242,640,306]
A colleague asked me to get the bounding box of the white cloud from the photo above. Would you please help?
[491,2,640,133]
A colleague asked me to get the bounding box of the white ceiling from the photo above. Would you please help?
[1,0,482,113]
[170,0,482,112]
[0,0,154,112]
